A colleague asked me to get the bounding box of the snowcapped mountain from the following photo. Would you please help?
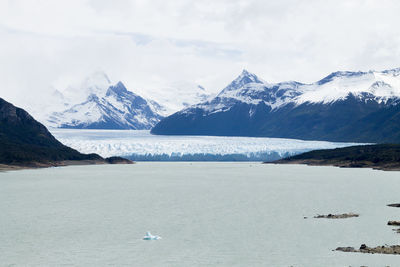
[200,69,303,113]
[151,68,400,143]
[134,81,215,116]
[296,69,400,105]
[47,73,163,129]
[194,68,400,114]
[31,72,215,129]
[61,71,113,105]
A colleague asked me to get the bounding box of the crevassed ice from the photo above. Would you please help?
[51,129,361,161]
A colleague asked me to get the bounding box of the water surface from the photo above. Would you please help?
[1,163,400,266]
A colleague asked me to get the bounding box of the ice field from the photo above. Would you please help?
[51,129,361,161]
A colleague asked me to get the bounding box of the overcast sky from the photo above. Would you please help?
[1,0,400,107]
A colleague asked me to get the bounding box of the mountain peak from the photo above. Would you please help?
[86,93,100,102]
[239,69,259,80]
[222,69,264,93]
[241,69,250,75]
[106,81,128,96]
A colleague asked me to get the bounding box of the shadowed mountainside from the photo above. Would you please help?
[0,97,132,168]
[152,69,400,143]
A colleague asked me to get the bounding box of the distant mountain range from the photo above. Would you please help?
[152,68,400,143]
[38,72,213,130]
[48,81,163,129]
[44,72,163,129]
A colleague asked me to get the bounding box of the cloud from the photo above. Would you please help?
[0,0,400,109]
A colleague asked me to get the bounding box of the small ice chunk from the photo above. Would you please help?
[143,231,161,240]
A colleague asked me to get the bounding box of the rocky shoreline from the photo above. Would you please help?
[336,245,400,255]
[271,144,400,171]
[0,157,134,172]
[273,159,400,171]
[331,203,400,255]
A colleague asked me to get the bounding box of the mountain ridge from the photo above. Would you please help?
[48,80,163,130]
[151,68,400,143]
[35,72,214,129]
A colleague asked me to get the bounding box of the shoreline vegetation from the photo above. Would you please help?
[271,144,400,171]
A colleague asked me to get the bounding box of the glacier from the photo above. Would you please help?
[51,129,362,161]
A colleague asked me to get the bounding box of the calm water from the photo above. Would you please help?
[1,163,400,266]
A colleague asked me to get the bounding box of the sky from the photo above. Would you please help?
[1,0,400,108]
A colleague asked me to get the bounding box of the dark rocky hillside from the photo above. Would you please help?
[0,98,131,167]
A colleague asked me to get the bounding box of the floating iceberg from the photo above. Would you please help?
[143,231,161,240]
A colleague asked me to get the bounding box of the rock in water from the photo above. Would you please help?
[314,213,359,219]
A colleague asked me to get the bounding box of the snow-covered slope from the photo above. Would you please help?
[47,73,163,129]
[30,71,216,129]
[60,71,113,105]
[134,81,215,115]
[297,69,400,105]
[198,69,303,114]
[191,68,400,116]
[152,68,400,143]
